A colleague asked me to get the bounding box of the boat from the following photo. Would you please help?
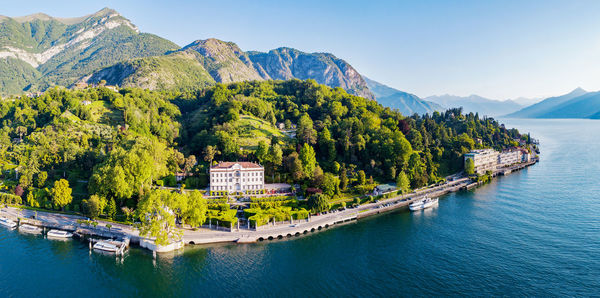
[93,240,120,253]
[0,217,17,229]
[409,197,438,211]
[19,224,43,234]
[47,229,73,238]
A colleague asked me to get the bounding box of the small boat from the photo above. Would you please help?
[93,240,120,253]
[47,229,73,238]
[409,197,438,211]
[0,217,17,229]
[19,224,43,234]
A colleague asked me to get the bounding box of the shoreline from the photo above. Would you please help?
[0,158,538,251]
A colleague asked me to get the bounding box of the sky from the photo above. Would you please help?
[3,0,600,100]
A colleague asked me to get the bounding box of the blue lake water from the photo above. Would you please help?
[0,119,598,297]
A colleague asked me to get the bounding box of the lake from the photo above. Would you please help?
[0,119,598,297]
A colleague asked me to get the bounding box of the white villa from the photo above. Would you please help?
[209,162,264,195]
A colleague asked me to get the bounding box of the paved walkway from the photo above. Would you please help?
[1,177,473,247]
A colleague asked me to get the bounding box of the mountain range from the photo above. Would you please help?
[4,8,596,120]
[425,94,523,117]
[1,8,462,116]
[363,77,442,115]
[507,88,600,119]
[0,8,178,94]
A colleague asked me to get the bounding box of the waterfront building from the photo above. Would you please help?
[209,162,264,195]
[464,149,499,174]
[498,149,522,167]
[521,149,531,162]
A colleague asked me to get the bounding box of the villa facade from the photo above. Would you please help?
[209,162,264,195]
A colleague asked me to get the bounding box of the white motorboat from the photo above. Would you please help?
[93,240,120,253]
[0,217,17,229]
[19,224,43,234]
[47,229,73,238]
[409,197,438,211]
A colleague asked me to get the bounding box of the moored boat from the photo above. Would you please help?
[93,240,120,253]
[19,224,43,234]
[409,197,438,211]
[47,229,73,238]
[0,217,17,229]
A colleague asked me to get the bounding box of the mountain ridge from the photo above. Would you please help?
[507,88,589,118]
[426,94,522,117]
[363,76,441,115]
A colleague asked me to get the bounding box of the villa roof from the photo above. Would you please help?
[211,162,263,169]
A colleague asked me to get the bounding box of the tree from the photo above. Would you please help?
[291,157,304,181]
[36,171,48,188]
[136,189,183,246]
[121,206,134,222]
[268,144,283,170]
[107,198,117,220]
[299,143,317,179]
[308,193,329,213]
[181,191,207,228]
[322,173,340,197]
[357,170,366,185]
[465,158,475,175]
[312,165,324,187]
[203,145,219,165]
[255,141,269,164]
[84,195,102,219]
[396,171,410,194]
[296,114,317,144]
[14,185,24,197]
[184,155,197,173]
[340,166,348,191]
[51,179,72,210]
[26,191,39,207]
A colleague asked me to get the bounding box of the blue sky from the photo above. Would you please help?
[4,0,600,100]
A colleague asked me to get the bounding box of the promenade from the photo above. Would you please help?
[0,158,539,251]
[0,176,473,249]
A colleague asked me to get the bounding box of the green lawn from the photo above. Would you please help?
[236,115,289,149]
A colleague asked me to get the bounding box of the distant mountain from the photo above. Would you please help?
[0,8,178,94]
[507,88,589,118]
[363,77,441,115]
[87,38,374,100]
[425,94,522,117]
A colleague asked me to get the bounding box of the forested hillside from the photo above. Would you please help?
[0,80,523,240]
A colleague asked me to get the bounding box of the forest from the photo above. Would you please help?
[0,79,525,243]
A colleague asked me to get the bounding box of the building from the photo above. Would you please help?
[498,149,522,167]
[520,149,531,162]
[464,149,499,175]
[209,162,264,195]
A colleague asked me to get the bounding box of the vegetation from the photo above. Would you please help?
[0,79,524,243]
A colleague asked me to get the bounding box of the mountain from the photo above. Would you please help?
[425,94,522,117]
[0,8,178,95]
[363,77,441,115]
[87,38,374,99]
[507,88,589,118]
[247,47,373,100]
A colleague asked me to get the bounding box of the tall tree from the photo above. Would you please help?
[297,114,317,144]
[396,171,410,194]
[465,158,475,175]
[51,179,72,210]
[299,143,317,179]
